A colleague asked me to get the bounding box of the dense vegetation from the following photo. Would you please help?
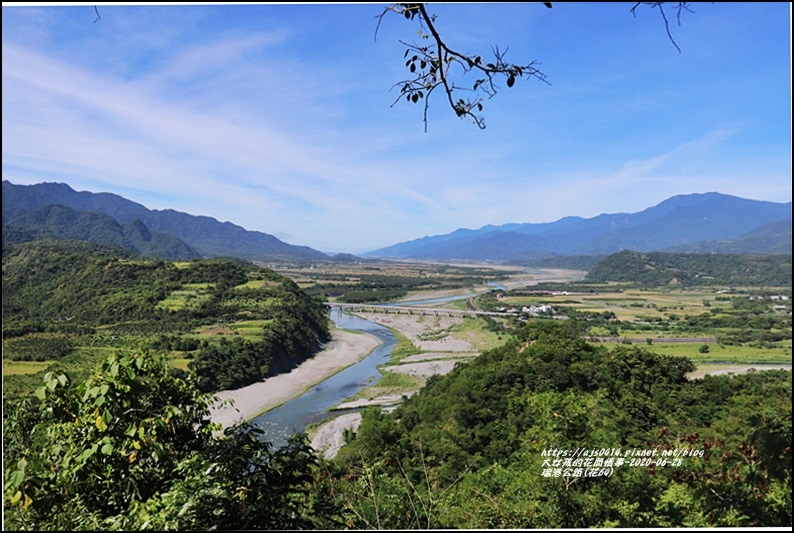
[3,353,340,530]
[2,204,202,260]
[585,250,792,287]
[3,243,791,529]
[3,241,330,395]
[331,320,792,528]
[5,320,789,529]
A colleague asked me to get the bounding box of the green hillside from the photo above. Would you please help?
[585,250,792,287]
[332,320,792,528]
[2,240,329,395]
[2,204,202,260]
[3,243,790,529]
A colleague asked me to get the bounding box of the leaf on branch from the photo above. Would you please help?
[95,407,108,431]
[383,2,550,131]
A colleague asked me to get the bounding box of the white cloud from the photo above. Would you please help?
[3,3,790,252]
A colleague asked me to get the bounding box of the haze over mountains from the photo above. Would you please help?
[3,181,326,262]
[3,181,791,263]
[366,192,792,262]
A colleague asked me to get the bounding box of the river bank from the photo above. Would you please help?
[307,311,792,459]
[208,327,382,430]
[309,308,485,458]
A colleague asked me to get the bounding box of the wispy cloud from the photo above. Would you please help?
[2,3,790,252]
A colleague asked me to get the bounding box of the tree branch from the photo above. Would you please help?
[630,2,695,54]
[380,2,549,131]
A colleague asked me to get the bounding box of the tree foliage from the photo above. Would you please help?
[331,320,792,528]
[3,352,341,530]
[3,242,791,529]
[585,250,793,287]
[2,241,330,395]
[378,2,550,130]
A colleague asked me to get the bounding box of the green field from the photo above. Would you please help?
[631,340,791,364]
[2,360,51,376]
[156,283,215,311]
[486,283,791,365]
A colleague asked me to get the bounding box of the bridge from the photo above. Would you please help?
[328,304,718,344]
[328,302,510,319]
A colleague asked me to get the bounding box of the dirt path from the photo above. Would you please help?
[687,363,792,380]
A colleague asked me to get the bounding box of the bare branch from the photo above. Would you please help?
[630,2,695,53]
[380,2,550,131]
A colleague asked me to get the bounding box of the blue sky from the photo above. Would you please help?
[2,2,791,254]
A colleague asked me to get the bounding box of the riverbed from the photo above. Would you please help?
[208,266,791,458]
[246,309,397,447]
[207,319,382,430]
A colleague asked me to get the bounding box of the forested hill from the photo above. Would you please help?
[585,250,792,286]
[2,240,330,393]
[2,180,329,262]
[2,203,202,260]
[334,321,792,528]
[3,242,791,529]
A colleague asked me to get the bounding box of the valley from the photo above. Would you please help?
[242,260,791,459]
[3,247,791,529]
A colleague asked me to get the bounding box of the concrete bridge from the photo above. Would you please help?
[329,302,510,319]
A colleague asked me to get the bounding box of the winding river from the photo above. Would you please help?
[250,291,486,446]
[249,284,791,448]
[249,308,396,448]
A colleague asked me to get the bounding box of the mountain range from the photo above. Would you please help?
[3,181,327,262]
[3,181,791,263]
[365,192,791,262]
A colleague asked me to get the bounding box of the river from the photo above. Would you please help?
[249,289,492,446]
[249,275,791,448]
[249,308,396,447]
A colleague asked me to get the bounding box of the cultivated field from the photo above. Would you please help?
[293,260,790,458]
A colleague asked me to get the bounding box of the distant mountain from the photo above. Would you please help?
[661,218,793,254]
[2,204,202,260]
[2,181,329,262]
[366,192,792,261]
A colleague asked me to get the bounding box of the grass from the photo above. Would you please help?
[380,327,421,364]
[636,341,792,364]
[374,370,421,388]
[2,360,51,376]
[450,316,505,352]
[156,283,215,311]
[504,288,736,322]
[3,346,131,399]
[344,370,422,402]
[195,319,272,339]
[229,320,272,337]
[234,279,280,290]
[500,285,791,361]
[169,357,193,372]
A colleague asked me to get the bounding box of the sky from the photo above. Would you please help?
[2,2,791,254]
